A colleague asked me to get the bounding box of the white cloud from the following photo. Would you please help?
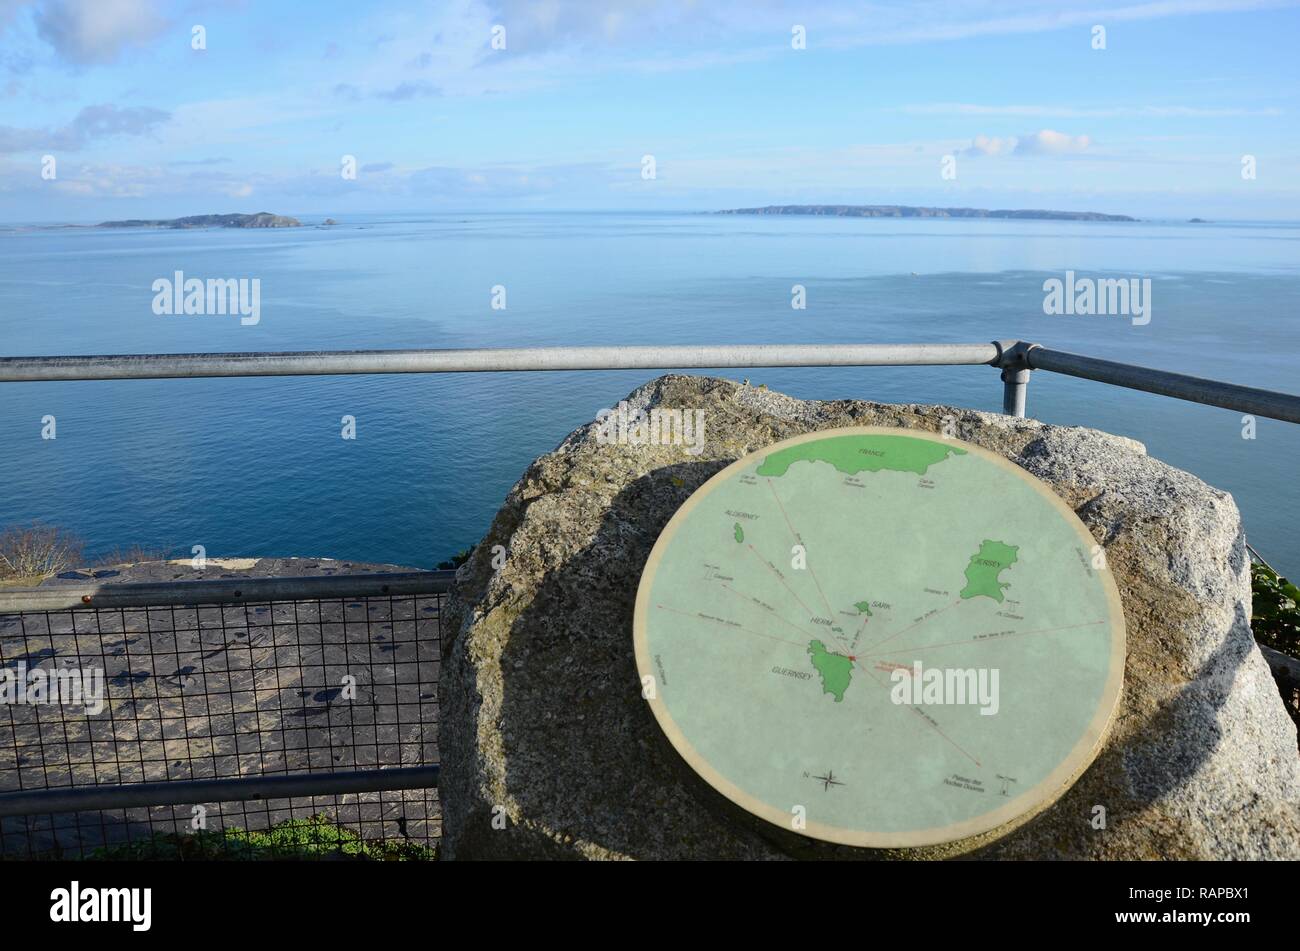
[0,0,34,29]
[50,161,162,196]
[818,0,1295,47]
[903,102,1284,118]
[329,0,1299,96]
[964,134,1016,156]
[32,0,169,65]
[0,102,168,153]
[484,0,1295,50]
[961,130,1094,157]
[1015,129,1092,155]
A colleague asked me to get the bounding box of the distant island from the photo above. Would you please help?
[717,205,1137,222]
[97,212,301,229]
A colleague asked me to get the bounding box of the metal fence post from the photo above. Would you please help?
[1001,366,1030,417]
[994,340,1038,419]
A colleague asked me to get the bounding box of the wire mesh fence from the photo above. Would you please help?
[0,583,443,860]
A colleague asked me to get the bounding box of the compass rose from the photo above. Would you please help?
[812,770,844,792]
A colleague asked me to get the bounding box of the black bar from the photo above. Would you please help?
[1028,346,1300,423]
[0,766,440,818]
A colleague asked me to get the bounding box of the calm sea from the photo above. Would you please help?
[1,212,1297,576]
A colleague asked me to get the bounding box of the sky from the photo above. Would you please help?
[0,0,1297,222]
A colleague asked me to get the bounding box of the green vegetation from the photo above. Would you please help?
[733,522,744,543]
[854,601,873,616]
[959,539,1019,603]
[807,639,854,702]
[435,547,474,570]
[756,434,965,479]
[79,815,435,862]
[1251,562,1300,658]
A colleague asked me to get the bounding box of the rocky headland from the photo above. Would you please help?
[717,205,1137,222]
[96,212,301,229]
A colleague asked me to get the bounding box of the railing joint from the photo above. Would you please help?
[991,341,1039,418]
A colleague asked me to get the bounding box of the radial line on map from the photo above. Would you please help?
[807,607,986,771]
[766,477,837,619]
[806,563,837,621]
[859,598,964,655]
[764,475,984,771]
[765,477,803,546]
[744,544,815,618]
[654,604,808,650]
[861,619,1109,659]
[852,654,984,769]
[720,582,822,641]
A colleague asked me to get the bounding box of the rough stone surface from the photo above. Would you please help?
[439,374,1300,860]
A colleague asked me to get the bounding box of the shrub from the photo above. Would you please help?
[1251,562,1300,658]
[0,522,84,582]
[92,543,176,567]
[435,547,474,571]
[81,814,436,861]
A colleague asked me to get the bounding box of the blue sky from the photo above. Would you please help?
[1,0,1297,221]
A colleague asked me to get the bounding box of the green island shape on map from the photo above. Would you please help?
[959,539,1020,602]
[755,434,966,479]
[733,522,744,543]
[807,639,854,702]
[854,601,872,615]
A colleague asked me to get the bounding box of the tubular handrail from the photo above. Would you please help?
[1025,347,1300,423]
[0,343,1001,380]
[0,339,1297,423]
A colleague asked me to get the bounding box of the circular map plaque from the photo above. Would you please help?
[634,426,1125,850]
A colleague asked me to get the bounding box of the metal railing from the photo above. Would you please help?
[0,571,452,860]
[1,339,1298,857]
[1,340,1299,422]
